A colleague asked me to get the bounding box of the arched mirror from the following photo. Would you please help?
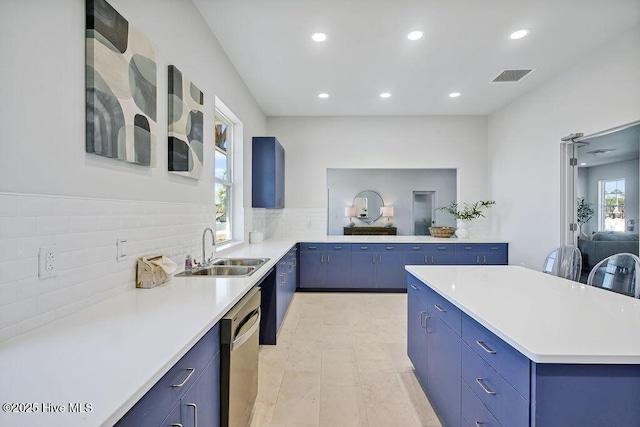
[353,190,384,224]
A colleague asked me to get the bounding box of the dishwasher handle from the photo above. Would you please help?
[231,308,261,351]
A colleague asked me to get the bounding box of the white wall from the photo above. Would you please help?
[0,0,266,341]
[266,115,493,234]
[326,168,457,235]
[488,24,640,268]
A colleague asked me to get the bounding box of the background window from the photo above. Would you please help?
[600,178,625,231]
[215,111,233,243]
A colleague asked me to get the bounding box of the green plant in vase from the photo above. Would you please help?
[437,200,496,238]
[577,197,594,239]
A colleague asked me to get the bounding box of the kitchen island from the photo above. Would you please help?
[406,265,640,427]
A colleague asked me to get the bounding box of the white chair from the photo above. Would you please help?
[586,253,640,298]
[542,245,582,281]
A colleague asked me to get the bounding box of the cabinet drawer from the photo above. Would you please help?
[327,244,350,252]
[462,343,529,427]
[300,243,325,251]
[462,314,530,398]
[426,244,456,253]
[354,244,375,252]
[376,244,402,252]
[461,381,501,427]
[456,243,506,253]
[404,244,429,252]
[426,286,461,335]
[116,324,220,426]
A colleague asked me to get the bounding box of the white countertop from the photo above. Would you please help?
[0,235,506,427]
[406,265,640,364]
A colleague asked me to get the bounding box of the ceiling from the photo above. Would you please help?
[194,0,640,117]
[577,122,640,167]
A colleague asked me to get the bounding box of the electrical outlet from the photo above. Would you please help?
[39,245,57,279]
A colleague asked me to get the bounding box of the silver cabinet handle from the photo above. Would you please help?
[334,246,342,250]
[327,254,331,263]
[379,255,382,263]
[437,246,446,250]
[386,246,394,250]
[430,255,434,263]
[476,422,484,427]
[172,424,183,427]
[172,368,195,387]
[476,340,497,354]
[410,284,419,290]
[321,255,324,263]
[412,246,420,250]
[434,304,446,313]
[372,254,376,264]
[308,246,317,250]
[186,403,198,427]
[280,273,286,285]
[360,246,368,250]
[420,311,426,328]
[476,378,496,395]
[425,316,432,334]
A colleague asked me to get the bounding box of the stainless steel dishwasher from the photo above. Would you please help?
[220,287,261,427]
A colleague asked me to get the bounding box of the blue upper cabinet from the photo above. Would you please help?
[252,137,285,208]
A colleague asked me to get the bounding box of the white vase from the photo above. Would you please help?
[455,220,470,239]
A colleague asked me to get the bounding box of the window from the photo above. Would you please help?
[599,178,625,231]
[215,111,233,243]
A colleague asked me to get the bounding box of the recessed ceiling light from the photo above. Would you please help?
[510,29,529,40]
[311,33,327,42]
[318,93,329,99]
[380,92,391,98]
[407,30,424,41]
[449,92,461,98]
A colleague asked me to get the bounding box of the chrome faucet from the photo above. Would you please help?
[202,227,216,266]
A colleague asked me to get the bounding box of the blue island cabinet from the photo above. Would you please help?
[116,325,220,427]
[252,136,285,209]
[407,271,640,427]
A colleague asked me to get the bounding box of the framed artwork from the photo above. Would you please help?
[168,65,204,179]
[86,0,157,166]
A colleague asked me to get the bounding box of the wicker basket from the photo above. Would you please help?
[429,226,456,238]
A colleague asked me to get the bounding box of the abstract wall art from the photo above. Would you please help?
[168,65,204,179]
[86,0,157,166]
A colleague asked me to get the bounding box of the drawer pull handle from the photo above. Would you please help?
[172,367,195,387]
[386,246,394,250]
[334,246,342,250]
[186,403,198,426]
[476,340,497,354]
[360,246,368,250]
[410,284,419,290]
[308,246,317,249]
[412,246,420,250]
[437,246,447,250]
[464,246,473,250]
[476,377,496,395]
[434,304,446,313]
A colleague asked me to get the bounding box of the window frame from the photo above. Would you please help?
[214,110,234,244]
[598,178,625,232]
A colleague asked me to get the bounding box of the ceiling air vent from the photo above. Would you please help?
[492,69,534,83]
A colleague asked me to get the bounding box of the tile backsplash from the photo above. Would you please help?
[0,192,215,343]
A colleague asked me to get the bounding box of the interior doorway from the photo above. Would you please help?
[560,120,640,246]
[413,191,435,235]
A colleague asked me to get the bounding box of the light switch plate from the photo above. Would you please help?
[117,238,128,261]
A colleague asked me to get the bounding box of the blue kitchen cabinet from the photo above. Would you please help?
[407,275,428,387]
[300,243,350,288]
[375,244,405,288]
[425,286,462,427]
[252,136,285,209]
[403,244,456,266]
[351,244,377,288]
[455,243,508,265]
[116,324,220,427]
[276,246,298,332]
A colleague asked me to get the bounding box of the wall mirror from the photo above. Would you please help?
[353,190,384,224]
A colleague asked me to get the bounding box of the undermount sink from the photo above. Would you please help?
[175,258,269,277]
[211,258,269,267]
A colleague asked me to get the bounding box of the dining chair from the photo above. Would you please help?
[542,245,582,281]
[586,252,640,298]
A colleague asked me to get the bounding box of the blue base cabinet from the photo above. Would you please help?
[276,246,298,332]
[455,243,508,265]
[408,272,640,427]
[300,243,351,288]
[116,325,221,427]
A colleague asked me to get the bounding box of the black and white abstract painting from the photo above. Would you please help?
[86,0,157,166]
[168,65,204,179]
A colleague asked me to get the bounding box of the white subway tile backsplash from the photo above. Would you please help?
[0,195,17,217]
[0,192,228,343]
[0,217,37,239]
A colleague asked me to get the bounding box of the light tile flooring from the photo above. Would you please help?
[250,292,442,427]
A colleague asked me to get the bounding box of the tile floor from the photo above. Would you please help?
[250,292,442,427]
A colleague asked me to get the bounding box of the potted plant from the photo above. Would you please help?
[577,197,594,239]
[437,200,496,238]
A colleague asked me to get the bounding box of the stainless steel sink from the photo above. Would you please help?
[176,265,256,277]
[175,258,269,277]
[212,258,269,267]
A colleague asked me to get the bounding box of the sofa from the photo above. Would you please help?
[577,232,639,280]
